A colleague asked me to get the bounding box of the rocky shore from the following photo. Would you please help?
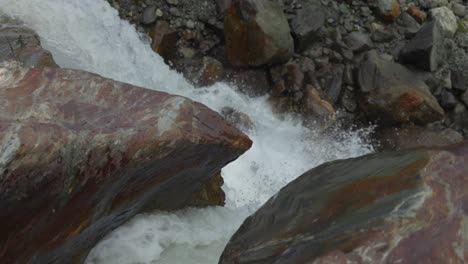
[109,0,468,148]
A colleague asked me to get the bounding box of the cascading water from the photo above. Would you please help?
[0,1,374,263]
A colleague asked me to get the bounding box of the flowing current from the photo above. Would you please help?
[1,1,374,263]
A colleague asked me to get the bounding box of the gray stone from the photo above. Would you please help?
[345,31,373,52]
[371,27,394,42]
[325,64,344,103]
[400,21,445,72]
[142,6,157,24]
[451,3,466,17]
[430,7,458,38]
[439,89,457,108]
[452,70,466,91]
[291,2,326,51]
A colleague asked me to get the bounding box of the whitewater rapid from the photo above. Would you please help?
[0,1,374,263]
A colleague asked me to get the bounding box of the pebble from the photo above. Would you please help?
[167,0,178,5]
[186,20,195,29]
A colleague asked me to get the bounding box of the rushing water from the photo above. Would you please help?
[0,1,374,263]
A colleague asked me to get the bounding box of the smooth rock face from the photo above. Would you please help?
[0,66,252,264]
[399,21,444,71]
[0,18,57,68]
[224,0,294,66]
[220,142,468,264]
[358,51,444,125]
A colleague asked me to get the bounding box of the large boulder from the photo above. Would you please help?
[0,17,57,68]
[0,65,252,263]
[399,21,444,71]
[224,0,294,66]
[358,51,444,125]
[220,141,468,264]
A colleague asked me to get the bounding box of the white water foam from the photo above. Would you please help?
[0,1,374,263]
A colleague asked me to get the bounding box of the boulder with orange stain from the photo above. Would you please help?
[223,0,294,67]
[0,65,252,264]
[220,141,468,264]
[357,51,444,125]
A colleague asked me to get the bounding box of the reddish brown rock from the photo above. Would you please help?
[303,86,336,127]
[357,51,444,125]
[224,0,294,66]
[376,125,464,151]
[376,0,401,22]
[150,20,179,61]
[0,19,57,68]
[196,56,224,86]
[220,141,468,264]
[0,66,251,264]
[407,6,427,24]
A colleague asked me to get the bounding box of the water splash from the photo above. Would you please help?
[0,1,374,263]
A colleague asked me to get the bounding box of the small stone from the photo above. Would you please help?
[451,70,466,91]
[156,9,163,17]
[407,6,427,24]
[141,6,157,24]
[303,85,337,127]
[186,20,195,29]
[439,89,457,108]
[291,2,326,51]
[179,47,196,59]
[169,7,181,17]
[376,0,401,22]
[325,65,344,103]
[345,32,373,52]
[451,3,466,17]
[166,0,178,5]
[341,87,357,112]
[398,12,421,38]
[372,27,394,42]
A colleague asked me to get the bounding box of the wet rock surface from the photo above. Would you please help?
[0,17,57,68]
[0,65,251,264]
[220,141,468,264]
